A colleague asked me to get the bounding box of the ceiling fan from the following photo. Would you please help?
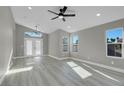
[48,6,76,22]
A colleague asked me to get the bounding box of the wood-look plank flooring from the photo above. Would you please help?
[1,56,124,86]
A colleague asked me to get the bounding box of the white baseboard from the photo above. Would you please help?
[11,54,124,75]
[0,74,6,85]
[47,55,70,60]
[0,49,13,85]
[70,57,124,74]
[47,55,124,73]
[7,49,13,71]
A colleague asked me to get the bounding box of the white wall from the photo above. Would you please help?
[14,24,49,57]
[48,19,124,70]
[0,7,15,77]
[71,19,124,69]
[49,29,70,58]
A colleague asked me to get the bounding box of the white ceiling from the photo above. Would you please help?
[11,6,124,33]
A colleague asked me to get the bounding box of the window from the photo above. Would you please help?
[106,27,123,58]
[62,37,68,52]
[72,34,79,52]
[24,31,42,38]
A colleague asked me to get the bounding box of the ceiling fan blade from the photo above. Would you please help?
[62,18,66,22]
[51,16,59,20]
[48,10,59,15]
[62,6,67,13]
[63,14,76,17]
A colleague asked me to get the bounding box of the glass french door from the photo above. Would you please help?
[25,39,33,56]
[24,38,43,56]
[35,40,42,55]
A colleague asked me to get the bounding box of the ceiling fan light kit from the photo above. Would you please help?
[48,6,76,22]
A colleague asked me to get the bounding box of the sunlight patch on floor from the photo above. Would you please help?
[67,61,92,79]
[6,66,33,75]
[82,63,120,82]
[67,61,78,67]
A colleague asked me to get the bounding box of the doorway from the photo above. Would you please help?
[24,38,43,57]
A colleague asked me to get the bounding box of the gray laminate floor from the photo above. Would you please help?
[1,56,124,86]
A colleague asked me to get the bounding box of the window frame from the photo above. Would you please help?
[62,36,69,52]
[24,31,42,38]
[105,27,124,59]
[71,34,79,52]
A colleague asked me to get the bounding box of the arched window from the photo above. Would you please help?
[24,31,42,38]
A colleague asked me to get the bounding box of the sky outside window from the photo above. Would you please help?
[25,31,42,38]
[106,27,123,43]
[72,35,79,44]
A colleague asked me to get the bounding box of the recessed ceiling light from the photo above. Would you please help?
[96,13,101,17]
[28,7,32,10]
[58,16,63,19]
